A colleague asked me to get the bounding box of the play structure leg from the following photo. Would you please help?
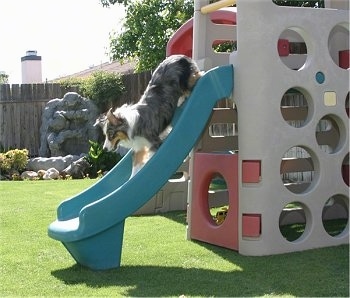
[190,152,238,250]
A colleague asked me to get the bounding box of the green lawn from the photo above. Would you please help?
[0,180,348,297]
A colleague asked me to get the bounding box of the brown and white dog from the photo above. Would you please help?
[95,55,202,177]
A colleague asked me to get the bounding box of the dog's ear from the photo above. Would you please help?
[107,108,123,126]
[93,118,100,127]
[93,114,106,127]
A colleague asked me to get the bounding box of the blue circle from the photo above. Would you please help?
[316,71,325,84]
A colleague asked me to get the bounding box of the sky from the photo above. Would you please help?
[0,0,125,83]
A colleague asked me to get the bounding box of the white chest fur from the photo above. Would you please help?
[120,136,152,152]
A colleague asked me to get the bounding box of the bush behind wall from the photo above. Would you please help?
[57,71,125,112]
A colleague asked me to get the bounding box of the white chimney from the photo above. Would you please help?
[21,50,42,83]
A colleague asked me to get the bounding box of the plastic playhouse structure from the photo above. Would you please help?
[168,0,349,255]
[48,0,349,270]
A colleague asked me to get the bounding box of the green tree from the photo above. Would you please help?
[104,0,193,72]
[100,0,127,6]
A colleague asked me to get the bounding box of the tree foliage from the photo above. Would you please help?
[100,0,127,6]
[105,0,193,72]
[0,72,9,84]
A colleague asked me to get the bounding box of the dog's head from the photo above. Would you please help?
[94,107,129,151]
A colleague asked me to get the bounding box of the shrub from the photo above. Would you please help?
[82,71,125,112]
[57,77,85,91]
[57,71,125,112]
[84,140,122,178]
[0,149,29,174]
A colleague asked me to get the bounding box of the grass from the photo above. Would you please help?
[0,180,349,297]
[280,219,348,242]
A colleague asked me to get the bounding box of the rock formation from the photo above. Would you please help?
[39,92,100,157]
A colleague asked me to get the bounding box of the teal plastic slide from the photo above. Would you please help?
[48,65,233,270]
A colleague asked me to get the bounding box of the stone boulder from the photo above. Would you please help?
[27,155,83,172]
[39,92,100,157]
[21,171,39,180]
[62,157,91,179]
[43,168,60,180]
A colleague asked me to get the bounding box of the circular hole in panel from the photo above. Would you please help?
[278,28,308,70]
[342,153,349,187]
[322,195,349,237]
[280,88,310,127]
[279,202,309,242]
[212,40,237,53]
[328,23,349,69]
[168,171,188,182]
[346,92,349,117]
[272,1,324,7]
[280,146,316,194]
[208,173,229,226]
[315,115,342,153]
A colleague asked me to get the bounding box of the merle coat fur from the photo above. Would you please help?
[111,54,201,151]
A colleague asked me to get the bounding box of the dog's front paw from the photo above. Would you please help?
[177,94,187,107]
[131,163,144,177]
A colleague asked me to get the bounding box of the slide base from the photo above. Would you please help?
[62,220,125,270]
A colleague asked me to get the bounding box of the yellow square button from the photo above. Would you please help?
[324,91,336,106]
